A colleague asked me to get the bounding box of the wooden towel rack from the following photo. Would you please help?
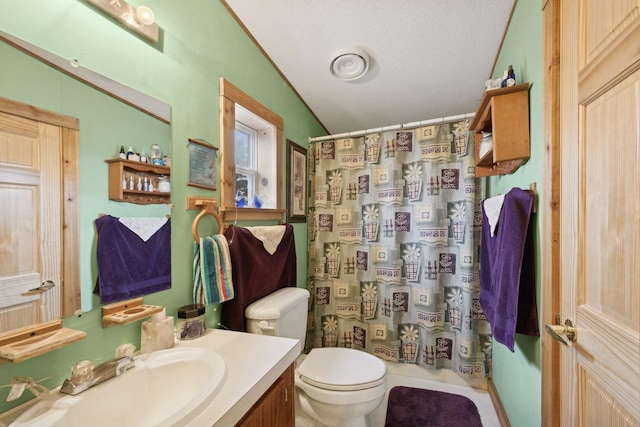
[187,196,223,243]
[529,182,537,213]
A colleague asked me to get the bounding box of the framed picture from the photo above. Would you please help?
[286,139,307,223]
[188,138,218,190]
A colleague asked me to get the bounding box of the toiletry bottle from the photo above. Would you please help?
[119,145,126,159]
[129,175,134,190]
[143,177,149,192]
[140,308,175,353]
[122,174,127,190]
[137,176,142,191]
[500,69,509,87]
[506,65,516,87]
[127,146,134,160]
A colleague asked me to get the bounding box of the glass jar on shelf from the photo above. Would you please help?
[157,175,170,193]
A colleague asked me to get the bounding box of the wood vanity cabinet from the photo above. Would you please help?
[470,83,530,177]
[106,159,171,204]
[235,363,295,427]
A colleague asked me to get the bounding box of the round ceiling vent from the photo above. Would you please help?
[330,47,370,81]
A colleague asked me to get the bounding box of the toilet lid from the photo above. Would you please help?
[298,347,386,391]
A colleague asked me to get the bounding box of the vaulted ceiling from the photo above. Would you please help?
[222,0,516,136]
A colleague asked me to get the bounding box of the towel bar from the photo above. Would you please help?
[187,196,224,242]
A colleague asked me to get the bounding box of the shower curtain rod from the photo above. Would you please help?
[308,112,476,143]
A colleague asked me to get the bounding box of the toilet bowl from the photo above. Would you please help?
[295,347,386,427]
[244,288,387,427]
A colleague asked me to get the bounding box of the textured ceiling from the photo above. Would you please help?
[223,0,516,136]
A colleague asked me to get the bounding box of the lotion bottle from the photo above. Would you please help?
[140,308,175,353]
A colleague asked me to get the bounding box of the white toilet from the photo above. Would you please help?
[245,287,387,427]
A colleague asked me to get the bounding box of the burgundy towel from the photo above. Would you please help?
[479,188,539,351]
[94,215,171,304]
[221,224,297,331]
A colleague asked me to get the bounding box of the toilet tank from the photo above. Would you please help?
[245,287,310,346]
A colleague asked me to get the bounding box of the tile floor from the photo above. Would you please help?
[295,359,501,427]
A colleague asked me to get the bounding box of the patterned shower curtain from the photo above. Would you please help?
[306,120,492,379]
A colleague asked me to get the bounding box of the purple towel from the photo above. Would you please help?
[94,215,171,304]
[480,188,539,351]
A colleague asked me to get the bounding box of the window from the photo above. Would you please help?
[219,78,284,221]
[234,121,257,206]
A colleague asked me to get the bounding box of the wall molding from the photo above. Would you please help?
[488,379,512,427]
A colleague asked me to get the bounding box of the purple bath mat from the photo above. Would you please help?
[385,386,483,427]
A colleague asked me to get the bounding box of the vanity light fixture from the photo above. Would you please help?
[85,0,159,43]
[329,47,370,81]
[134,5,155,26]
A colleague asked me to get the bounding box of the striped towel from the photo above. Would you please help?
[193,234,234,305]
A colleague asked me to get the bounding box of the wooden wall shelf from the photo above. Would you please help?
[102,298,163,328]
[470,83,531,176]
[0,320,86,363]
[106,159,171,204]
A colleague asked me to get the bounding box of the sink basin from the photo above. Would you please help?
[11,347,226,427]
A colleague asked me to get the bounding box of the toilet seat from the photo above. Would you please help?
[297,347,386,391]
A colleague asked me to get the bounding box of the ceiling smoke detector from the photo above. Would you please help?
[330,47,370,81]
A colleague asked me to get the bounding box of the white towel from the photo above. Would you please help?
[483,194,505,237]
[244,225,287,255]
[118,217,169,242]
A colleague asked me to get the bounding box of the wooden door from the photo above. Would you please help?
[548,0,640,425]
[0,109,63,331]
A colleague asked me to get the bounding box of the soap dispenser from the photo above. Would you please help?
[140,308,175,353]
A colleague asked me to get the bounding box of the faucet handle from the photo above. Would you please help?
[116,343,136,358]
[71,360,95,384]
[6,376,49,401]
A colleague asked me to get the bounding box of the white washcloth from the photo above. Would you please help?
[244,225,287,255]
[118,217,169,242]
[483,194,506,237]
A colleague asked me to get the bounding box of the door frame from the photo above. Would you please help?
[541,0,561,425]
[0,96,81,318]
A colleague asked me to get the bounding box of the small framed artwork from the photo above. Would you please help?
[286,139,307,223]
[188,138,218,190]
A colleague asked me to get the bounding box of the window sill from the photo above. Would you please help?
[219,207,286,222]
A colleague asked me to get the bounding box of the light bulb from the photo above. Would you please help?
[134,5,155,26]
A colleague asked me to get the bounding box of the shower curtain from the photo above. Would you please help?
[306,120,492,379]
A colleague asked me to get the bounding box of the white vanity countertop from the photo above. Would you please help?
[179,328,300,426]
[0,328,299,427]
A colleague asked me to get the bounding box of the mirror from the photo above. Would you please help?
[0,32,171,335]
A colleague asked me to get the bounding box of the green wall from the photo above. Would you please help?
[487,2,543,426]
[0,0,324,413]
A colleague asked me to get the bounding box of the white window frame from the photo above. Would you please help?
[234,121,257,205]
